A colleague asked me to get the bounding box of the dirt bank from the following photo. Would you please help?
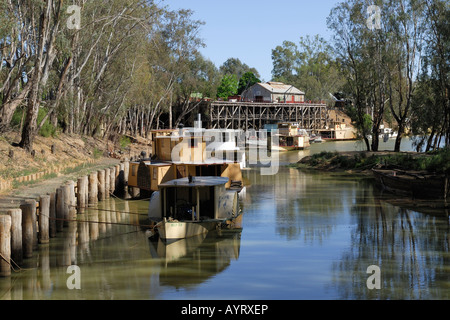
[0,131,151,211]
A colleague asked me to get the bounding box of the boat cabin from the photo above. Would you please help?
[149,176,237,222]
[274,122,310,150]
[128,127,244,193]
[128,159,243,192]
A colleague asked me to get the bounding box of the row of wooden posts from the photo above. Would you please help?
[0,160,131,277]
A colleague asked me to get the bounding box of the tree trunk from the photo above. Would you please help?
[19,68,42,152]
[0,82,32,132]
[19,0,61,151]
[394,123,404,152]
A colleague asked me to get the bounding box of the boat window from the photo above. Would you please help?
[190,137,200,148]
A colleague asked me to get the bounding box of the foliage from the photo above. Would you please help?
[216,74,238,99]
[326,0,447,152]
[297,148,450,174]
[119,136,131,149]
[219,58,260,80]
[271,35,344,102]
[0,0,235,148]
[37,108,57,138]
[237,72,261,95]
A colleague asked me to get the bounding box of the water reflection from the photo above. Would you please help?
[242,159,449,299]
[331,183,450,300]
[1,140,449,300]
[149,230,242,289]
[0,198,243,300]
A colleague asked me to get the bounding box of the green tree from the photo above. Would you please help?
[237,72,261,95]
[271,36,343,103]
[295,35,343,102]
[271,41,298,82]
[219,58,260,80]
[327,1,407,151]
[410,0,449,150]
[216,74,238,99]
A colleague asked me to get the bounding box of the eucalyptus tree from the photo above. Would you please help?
[295,35,343,102]
[0,0,34,132]
[327,0,419,152]
[18,0,65,152]
[172,53,220,128]
[327,1,376,151]
[271,41,299,83]
[384,0,426,152]
[271,36,343,103]
[219,58,260,80]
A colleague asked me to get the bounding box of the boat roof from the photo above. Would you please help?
[159,176,229,188]
[131,159,239,166]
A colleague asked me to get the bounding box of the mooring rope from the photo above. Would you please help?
[108,192,151,202]
[68,204,148,216]
[0,252,29,273]
[45,214,154,229]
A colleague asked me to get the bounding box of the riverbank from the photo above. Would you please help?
[0,131,151,210]
[290,149,450,207]
[291,149,450,175]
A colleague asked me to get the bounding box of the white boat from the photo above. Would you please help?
[148,176,241,241]
[313,135,324,143]
[272,123,310,151]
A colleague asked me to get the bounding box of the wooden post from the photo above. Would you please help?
[39,195,50,244]
[83,175,89,208]
[77,176,87,211]
[123,160,130,199]
[67,180,76,211]
[98,170,105,201]
[49,192,56,238]
[115,164,121,194]
[20,201,35,258]
[88,172,98,207]
[63,184,71,227]
[110,166,116,195]
[104,168,110,199]
[7,209,22,265]
[131,187,140,198]
[0,215,12,277]
[56,187,65,232]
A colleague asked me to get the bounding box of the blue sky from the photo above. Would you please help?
[164,0,342,81]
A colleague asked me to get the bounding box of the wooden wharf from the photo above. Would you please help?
[209,101,329,130]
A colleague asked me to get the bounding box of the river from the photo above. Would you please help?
[0,138,449,300]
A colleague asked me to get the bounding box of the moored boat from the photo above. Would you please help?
[272,122,310,152]
[372,168,448,199]
[147,176,241,241]
[128,124,245,194]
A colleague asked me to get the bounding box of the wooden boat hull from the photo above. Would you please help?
[272,145,301,152]
[372,169,446,199]
[156,220,218,241]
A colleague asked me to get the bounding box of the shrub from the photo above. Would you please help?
[120,136,131,149]
[37,108,57,137]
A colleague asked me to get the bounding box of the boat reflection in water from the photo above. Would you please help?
[148,229,243,288]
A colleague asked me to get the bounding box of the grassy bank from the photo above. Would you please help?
[290,148,450,174]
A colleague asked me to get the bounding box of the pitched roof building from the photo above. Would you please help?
[241,82,305,103]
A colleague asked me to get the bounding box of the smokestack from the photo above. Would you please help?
[195,114,202,129]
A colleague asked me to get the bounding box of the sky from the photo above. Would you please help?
[164,0,342,81]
